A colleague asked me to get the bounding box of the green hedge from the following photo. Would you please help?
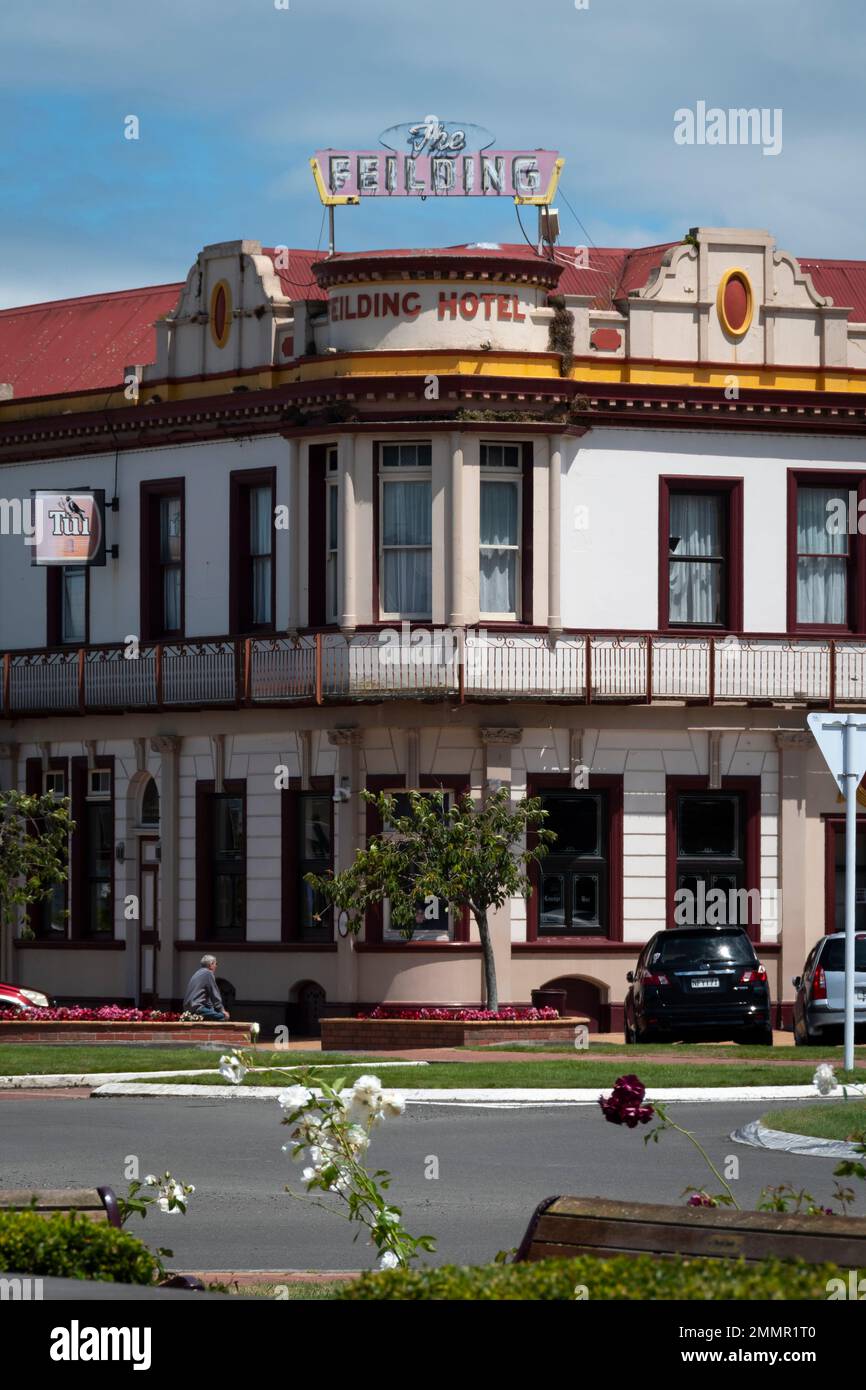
[340,1254,844,1301]
[0,1210,158,1285]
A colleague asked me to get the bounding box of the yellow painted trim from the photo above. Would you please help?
[514,157,565,206]
[717,267,754,338]
[3,353,866,426]
[309,157,361,207]
[209,280,232,350]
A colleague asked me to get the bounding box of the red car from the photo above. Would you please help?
[0,982,51,1011]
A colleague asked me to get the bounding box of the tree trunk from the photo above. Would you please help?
[475,908,499,1013]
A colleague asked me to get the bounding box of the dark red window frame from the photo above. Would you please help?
[281,775,335,941]
[140,478,185,641]
[195,779,247,942]
[46,566,90,647]
[787,469,866,634]
[665,775,761,942]
[526,773,623,942]
[658,476,743,633]
[307,444,336,628]
[229,467,276,634]
[823,815,866,936]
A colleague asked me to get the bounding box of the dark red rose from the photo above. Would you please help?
[598,1074,655,1127]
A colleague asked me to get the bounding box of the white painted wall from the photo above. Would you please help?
[562,426,866,633]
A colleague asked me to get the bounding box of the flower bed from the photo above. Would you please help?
[0,1018,254,1044]
[321,1012,583,1051]
[0,1007,183,1022]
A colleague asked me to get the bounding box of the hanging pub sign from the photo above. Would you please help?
[311,115,562,205]
[29,490,106,566]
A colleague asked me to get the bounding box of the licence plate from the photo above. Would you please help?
[691,978,720,990]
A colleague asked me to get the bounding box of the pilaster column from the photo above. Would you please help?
[328,726,363,1004]
[774,731,811,1028]
[548,435,563,635]
[150,735,181,1006]
[479,727,523,1006]
[340,434,357,633]
[0,743,18,981]
[448,431,465,628]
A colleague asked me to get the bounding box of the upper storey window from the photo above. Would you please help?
[141,481,184,640]
[480,442,521,619]
[379,443,432,619]
[326,447,339,625]
[230,469,276,633]
[795,484,849,627]
[660,478,742,632]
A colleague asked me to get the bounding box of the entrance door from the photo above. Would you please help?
[138,837,160,1006]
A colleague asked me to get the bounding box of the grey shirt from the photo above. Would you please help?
[182,967,224,1013]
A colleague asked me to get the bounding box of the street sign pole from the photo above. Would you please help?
[808,712,866,1073]
[844,719,857,1072]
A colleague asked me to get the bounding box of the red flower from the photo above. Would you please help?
[598,1073,655,1128]
[357,1005,559,1021]
[687,1192,717,1208]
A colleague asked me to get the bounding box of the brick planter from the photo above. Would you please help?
[321,1017,586,1051]
[0,1020,254,1045]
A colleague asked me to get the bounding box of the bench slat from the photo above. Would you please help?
[519,1195,866,1269]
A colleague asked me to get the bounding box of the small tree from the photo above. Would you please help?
[306,788,554,1013]
[0,790,74,959]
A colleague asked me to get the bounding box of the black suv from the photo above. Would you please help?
[624,927,772,1045]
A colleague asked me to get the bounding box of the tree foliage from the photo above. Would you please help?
[306,788,554,1012]
[0,790,74,941]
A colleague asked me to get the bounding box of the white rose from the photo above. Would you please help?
[378,1250,399,1270]
[144,1175,158,1186]
[352,1074,384,1102]
[250,1021,261,1038]
[278,1085,313,1113]
[219,1054,246,1085]
[381,1091,406,1117]
[813,1063,837,1096]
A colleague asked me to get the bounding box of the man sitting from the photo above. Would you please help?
[182,954,230,1021]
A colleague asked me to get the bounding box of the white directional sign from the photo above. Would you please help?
[806,712,866,1072]
[806,713,866,794]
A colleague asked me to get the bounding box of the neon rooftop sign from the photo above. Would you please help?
[310,115,562,206]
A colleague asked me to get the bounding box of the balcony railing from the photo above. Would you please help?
[3,632,865,716]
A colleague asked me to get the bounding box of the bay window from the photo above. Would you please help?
[379,442,432,619]
[230,469,276,632]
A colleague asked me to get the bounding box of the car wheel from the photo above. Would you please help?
[624,1021,636,1045]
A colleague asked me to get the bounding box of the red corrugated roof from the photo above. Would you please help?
[3,243,866,404]
[0,283,183,402]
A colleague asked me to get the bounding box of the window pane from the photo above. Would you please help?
[669,559,722,624]
[250,486,272,558]
[382,443,431,468]
[383,550,432,615]
[302,796,331,861]
[797,487,847,557]
[328,483,339,548]
[833,829,866,934]
[87,803,113,876]
[163,567,181,631]
[383,481,431,546]
[797,556,847,625]
[540,874,565,928]
[252,555,271,624]
[479,550,516,614]
[214,797,244,857]
[160,496,181,563]
[572,873,599,924]
[89,881,113,935]
[62,567,86,643]
[678,796,737,857]
[669,494,722,558]
[542,795,600,856]
[480,480,518,546]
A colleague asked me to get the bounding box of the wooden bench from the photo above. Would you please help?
[0,1187,121,1228]
[516,1195,866,1268]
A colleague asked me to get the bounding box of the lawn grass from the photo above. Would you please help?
[484,1041,866,1061]
[0,1045,408,1076]
[762,1100,866,1142]
[123,1059,862,1089]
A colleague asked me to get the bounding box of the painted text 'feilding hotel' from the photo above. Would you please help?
[2,204,866,1031]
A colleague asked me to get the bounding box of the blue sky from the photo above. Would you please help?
[1,0,864,306]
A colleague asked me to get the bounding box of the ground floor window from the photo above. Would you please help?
[84,801,113,937]
[197,781,246,941]
[382,790,452,942]
[537,791,610,935]
[298,792,333,941]
[667,779,760,936]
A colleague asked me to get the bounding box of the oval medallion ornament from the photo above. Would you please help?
[717,268,753,338]
[210,280,232,349]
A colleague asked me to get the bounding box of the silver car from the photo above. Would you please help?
[792,933,866,1046]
